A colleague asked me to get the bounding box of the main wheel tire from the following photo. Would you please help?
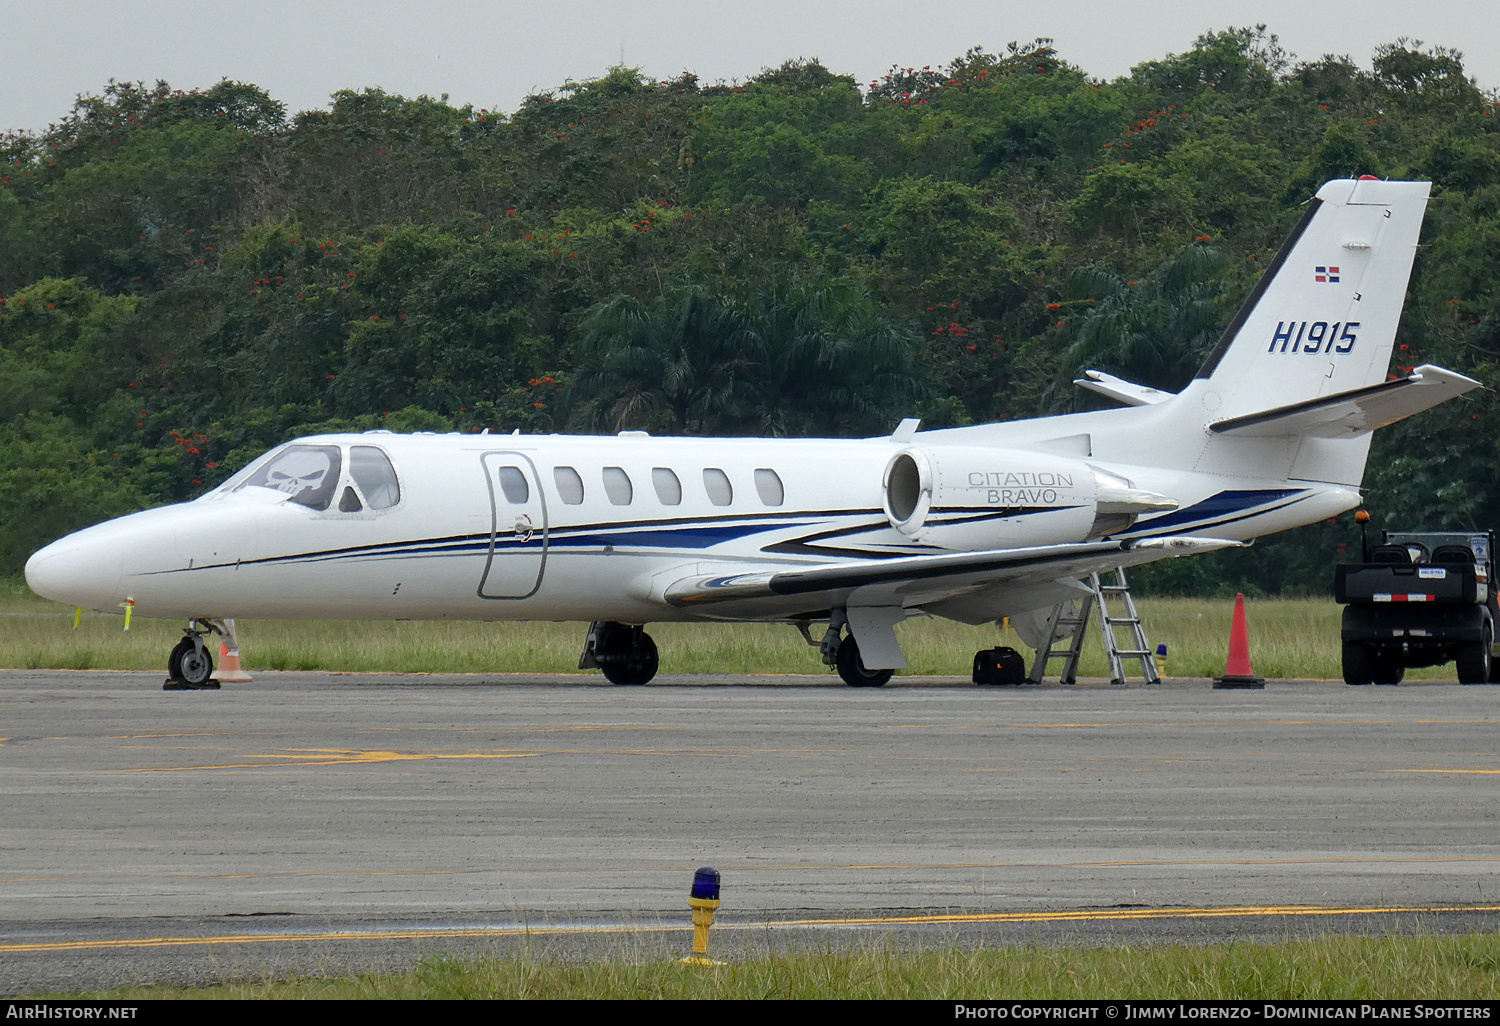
[168,637,214,686]
[836,635,892,688]
[1456,624,1492,685]
[600,631,658,686]
[1342,641,1374,686]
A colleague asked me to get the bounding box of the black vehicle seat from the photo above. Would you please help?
[1369,545,1412,564]
[1432,545,1476,565]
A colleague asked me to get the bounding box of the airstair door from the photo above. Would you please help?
[478,452,548,600]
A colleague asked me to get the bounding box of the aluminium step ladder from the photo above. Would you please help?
[1027,566,1160,685]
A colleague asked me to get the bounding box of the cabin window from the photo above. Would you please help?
[603,466,634,505]
[239,444,342,511]
[554,466,585,504]
[350,446,400,509]
[703,468,733,506]
[497,466,530,504]
[754,468,784,506]
[652,467,682,505]
[338,487,363,512]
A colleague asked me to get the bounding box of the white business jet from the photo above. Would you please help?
[25,178,1481,687]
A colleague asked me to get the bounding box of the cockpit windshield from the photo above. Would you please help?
[232,444,343,510]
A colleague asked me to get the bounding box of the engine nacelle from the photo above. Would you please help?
[881,446,1175,551]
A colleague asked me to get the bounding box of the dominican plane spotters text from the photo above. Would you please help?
[26,179,1480,687]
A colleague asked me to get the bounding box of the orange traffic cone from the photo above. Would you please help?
[1213,593,1265,689]
[216,618,253,683]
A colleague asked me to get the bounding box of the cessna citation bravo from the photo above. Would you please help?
[25,178,1482,688]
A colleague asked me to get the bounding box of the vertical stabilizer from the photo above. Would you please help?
[1193,178,1430,423]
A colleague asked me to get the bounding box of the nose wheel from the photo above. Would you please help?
[581,622,660,686]
[165,622,220,690]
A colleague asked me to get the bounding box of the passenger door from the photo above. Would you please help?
[478,452,548,599]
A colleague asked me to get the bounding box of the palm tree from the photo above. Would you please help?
[752,280,926,436]
[571,286,760,433]
[573,279,926,436]
[1062,243,1228,392]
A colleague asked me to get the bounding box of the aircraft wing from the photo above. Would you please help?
[660,536,1240,615]
[1209,364,1481,438]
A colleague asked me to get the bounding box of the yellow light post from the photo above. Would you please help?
[680,866,725,966]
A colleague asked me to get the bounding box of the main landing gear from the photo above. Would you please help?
[580,621,660,686]
[165,620,220,690]
[803,610,893,688]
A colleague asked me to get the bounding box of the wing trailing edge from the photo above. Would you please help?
[661,535,1242,612]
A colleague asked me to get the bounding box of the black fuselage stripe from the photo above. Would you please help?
[1127,495,1310,538]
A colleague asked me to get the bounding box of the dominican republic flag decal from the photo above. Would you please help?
[1315,265,1341,283]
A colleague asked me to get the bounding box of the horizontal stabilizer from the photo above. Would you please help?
[1073,370,1176,407]
[1208,364,1481,438]
[663,536,1241,612]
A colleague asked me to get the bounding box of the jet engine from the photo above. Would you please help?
[881,446,1176,550]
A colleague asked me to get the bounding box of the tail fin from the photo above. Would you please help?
[1192,178,1430,422]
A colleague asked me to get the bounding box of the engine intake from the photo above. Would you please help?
[881,444,1177,547]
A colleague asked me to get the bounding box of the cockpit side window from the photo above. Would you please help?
[237,444,342,510]
[350,446,401,509]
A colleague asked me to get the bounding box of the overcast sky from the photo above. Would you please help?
[3,0,1495,133]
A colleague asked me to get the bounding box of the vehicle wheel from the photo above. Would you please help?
[836,635,892,688]
[1456,624,1492,685]
[601,631,658,686]
[168,637,214,686]
[971,650,991,685]
[1342,641,1374,686]
[1372,659,1406,686]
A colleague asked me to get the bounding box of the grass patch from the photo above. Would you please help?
[0,575,1440,679]
[36,935,1500,999]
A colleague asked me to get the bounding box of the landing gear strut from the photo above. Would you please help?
[165,620,220,690]
[580,621,660,686]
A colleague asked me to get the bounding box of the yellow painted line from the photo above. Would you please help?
[1389,768,1500,775]
[119,746,235,751]
[768,903,1500,929]
[0,924,676,953]
[114,750,544,771]
[110,732,249,739]
[5,903,1499,955]
[1004,719,1500,729]
[111,745,858,772]
[359,725,681,735]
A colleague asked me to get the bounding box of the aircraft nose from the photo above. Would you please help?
[25,533,124,609]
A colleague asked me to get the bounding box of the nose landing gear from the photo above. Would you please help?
[164,620,221,691]
[580,621,660,686]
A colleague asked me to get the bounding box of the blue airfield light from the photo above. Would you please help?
[691,866,721,901]
[683,866,724,963]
